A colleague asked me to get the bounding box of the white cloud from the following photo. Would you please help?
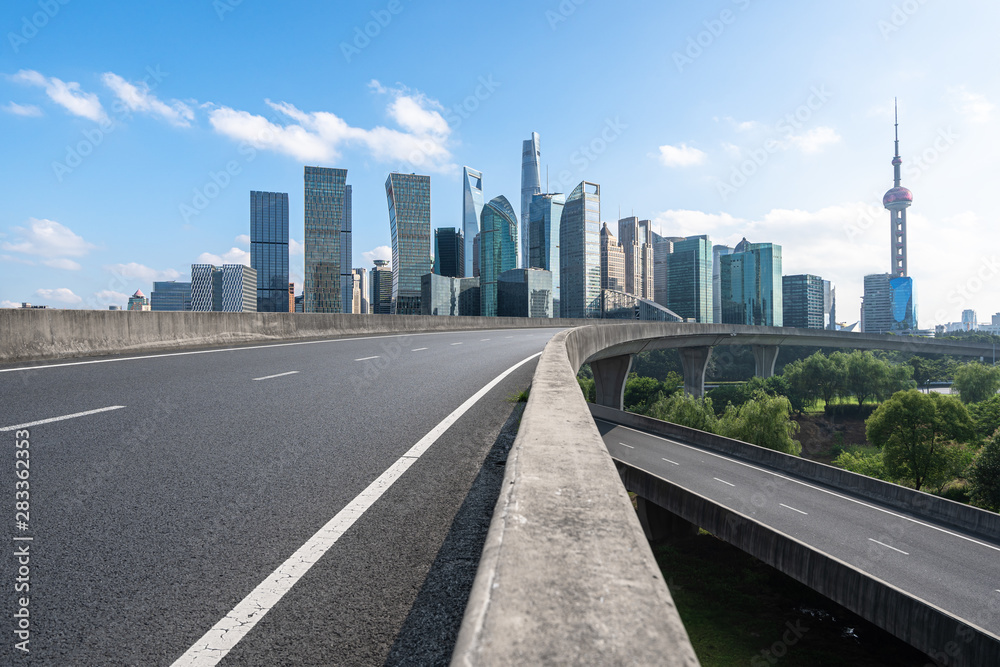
[948,85,994,124]
[196,248,250,266]
[105,262,182,282]
[657,143,707,168]
[785,126,841,154]
[1,300,20,308]
[207,82,455,173]
[235,234,251,248]
[43,258,82,270]
[94,290,129,306]
[35,288,82,304]
[362,245,391,265]
[101,72,194,127]
[11,70,107,122]
[2,218,96,258]
[1,254,35,266]
[654,210,746,238]
[289,238,304,256]
[3,102,43,117]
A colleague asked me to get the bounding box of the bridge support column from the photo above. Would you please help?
[752,345,780,378]
[679,346,712,398]
[591,354,633,410]
[636,496,698,542]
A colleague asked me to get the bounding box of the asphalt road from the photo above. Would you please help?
[0,328,564,665]
[597,419,1000,638]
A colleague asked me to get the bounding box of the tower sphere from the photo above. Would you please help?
[883,186,912,210]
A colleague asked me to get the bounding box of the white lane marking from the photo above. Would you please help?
[480,338,491,341]
[354,356,380,362]
[662,458,680,466]
[252,371,299,381]
[171,351,543,667]
[869,538,909,555]
[411,348,428,352]
[714,477,735,487]
[780,503,808,515]
[504,336,513,338]
[451,342,463,346]
[618,442,634,449]
[0,406,126,432]
[597,420,1000,556]
[0,328,568,374]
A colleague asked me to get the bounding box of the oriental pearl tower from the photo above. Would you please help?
[883,99,912,278]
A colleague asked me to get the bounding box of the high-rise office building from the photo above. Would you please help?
[304,167,350,313]
[190,264,216,311]
[712,244,734,324]
[498,268,553,318]
[288,283,295,313]
[386,172,432,315]
[351,268,369,314]
[479,195,518,317]
[462,167,484,278]
[370,259,393,315]
[823,280,836,330]
[434,227,464,278]
[560,181,602,319]
[618,217,654,299]
[472,233,481,278]
[651,232,684,308]
[665,235,713,323]
[190,264,257,312]
[528,192,565,315]
[783,274,826,329]
[719,239,782,326]
[340,185,353,313]
[421,273,480,316]
[520,132,541,269]
[127,289,150,312]
[250,191,289,312]
[151,281,191,311]
[599,222,626,292]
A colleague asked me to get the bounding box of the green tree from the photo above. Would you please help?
[784,351,847,408]
[845,351,888,407]
[969,433,1000,512]
[876,361,915,402]
[645,392,718,433]
[969,394,1000,442]
[624,374,663,412]
[577,377,595,403]
[952,362,1000,404]
[832,446,891,482]
[866,390,974,491]
[717,390,801,456]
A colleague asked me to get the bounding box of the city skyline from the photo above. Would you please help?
[1,2,997,326]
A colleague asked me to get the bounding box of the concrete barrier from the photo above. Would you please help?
[589,404,1000,542]
[617,465,1000,667]
[451,327,699,666]
[0,309,599,365]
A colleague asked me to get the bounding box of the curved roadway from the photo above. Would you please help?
[0,328,564,665]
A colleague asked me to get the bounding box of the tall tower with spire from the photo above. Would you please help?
[883,99,913,278]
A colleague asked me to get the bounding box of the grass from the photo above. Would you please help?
[507,387,530,403]
[653,532,930,666]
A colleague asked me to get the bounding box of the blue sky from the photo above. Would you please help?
[1,0,997,327]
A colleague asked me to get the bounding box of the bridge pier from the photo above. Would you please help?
[591,354,633,410]
[679,346,712,398]
[636,496,698,542]
[752,344,780,378]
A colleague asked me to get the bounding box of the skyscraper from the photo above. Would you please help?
[528,192,564,315]
[340,185,353,313]
[352,267,369,314]
[127,290,150,312]
[304,167,350,313]
[651,232,684,309]
[618,217,654,299]
[434,227,464,278]
[498,268,553,318]
[560,181,602,319]
[719,238,782,326]
[190,264,257,312]
[666,235,713,323]
[600,222,626,292]
[370,259,393,315]
[520,132,541,269]
[151,281,191,311]
[712,244,734,324]
[386,172,431,315]
[885,100,912,279]
[479,195,518,316]
[250,191,289,312]
[782,274,826,329]
[462,167,484,278]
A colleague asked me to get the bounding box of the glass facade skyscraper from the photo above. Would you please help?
[560,181,601,319]
[190,264,257,312]
[720,239,782,326]
[520,132,541,269]
[463,167,484,278]
[386,173,431,315]
[340,185,353,313]
[862,273,916,333]
[782,274,825,329]
[497,268,553,319]
[618,217,654,299]
[712,244,734,324]
[600,223,626,292]
[150,281,191,311]
[479,194,518,317]
[370,259,393,315]
[250,191,289,312]
[528,192,564,315]
[434,227,464,278]
[304,167,349,313]
[667,235,713,323]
